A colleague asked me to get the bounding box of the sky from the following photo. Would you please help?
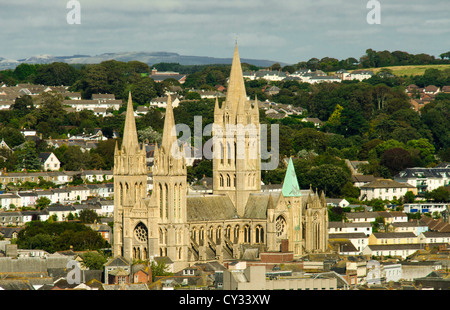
[1,0,449,64]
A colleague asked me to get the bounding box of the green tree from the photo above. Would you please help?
[36,196,51,210]
[35,62,79,86]
[379,147,413,177]
[79,209,99,224]
[150,259,172,281]
[15,140,42,171]
[80,251,108,270]
[305,164,350,197]
[404,191,415,203]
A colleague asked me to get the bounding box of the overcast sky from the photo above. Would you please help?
[1,0,449,64]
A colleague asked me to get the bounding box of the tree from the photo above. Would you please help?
[340,182,360,199]
[36,196,51,210]
[15,140,42,171]
[80,252,108,270]
[305,164,351,198]
[35,62,79,86]
[426,187,450,203]
[10,95,35,117]
[404,191,415,203]
[440,52,450,60]
[150,259,172,281]
[79,209,99,224]
[379,147,413,177]
[406,138,436,166]
[137,126,162,144]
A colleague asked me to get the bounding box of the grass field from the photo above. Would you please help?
[362,64,450,76]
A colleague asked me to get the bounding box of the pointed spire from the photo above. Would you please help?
[121,92,139,153]
[161,94,178,154]
[281,158,301,197]
[214,96,220,112]
[225,43,247,114]
[267,193,275,210]
[253,95,259,115]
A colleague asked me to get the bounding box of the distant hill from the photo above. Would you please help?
[0,51,286,70]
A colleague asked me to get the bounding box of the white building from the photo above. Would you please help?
[328,221,372,236]
[329,232,369,253]
[149,96,180,108]
[39,152,60,171]
[394,165,450,196]
[403,202,450,214]
[359,179,416,201]
[418,231,450,245]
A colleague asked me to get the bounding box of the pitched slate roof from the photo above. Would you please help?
[243,193,281,219]
[187,195,238,222]
[360,179,415,189]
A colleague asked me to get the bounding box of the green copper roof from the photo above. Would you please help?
[282,158,301,197]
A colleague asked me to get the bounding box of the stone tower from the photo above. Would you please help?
[152,95,189,269]
[113,92,153,261]
[304,190,329,254]
[281,158,304,256]
[212,44,261,217]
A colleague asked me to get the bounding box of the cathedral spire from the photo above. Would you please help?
[121,92,139,153]
[224,43,247,114]
[282,158,301,197]
[161,94,177,154]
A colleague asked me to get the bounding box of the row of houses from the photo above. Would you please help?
[0,199,114,227]
[329,210,450,259]
[407,84,450,112]
[345,160,450,202]
[242,68,375,84]
[0,84,124,116]
[0,183,114,210]
[0,169,115,186]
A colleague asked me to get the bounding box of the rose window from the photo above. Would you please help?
[276,216,286,237]
[134,223,148,242]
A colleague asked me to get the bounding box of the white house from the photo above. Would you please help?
[359,179,416,201]
[344,70,374,81]
[362,244,423,259]
[345,211,378,224]
[382,263,403,283]
[17,192,38,207]
[394,166,450,196]
[39,152,60,171]
[391,220,428,236]
[418,231,450,245]
[326,198,350,208]
[47,205,76,221]
[403,202,450,215]
[0,193,21,210]
[329,232,369,253]
[366,260,382,285]
[97,200,114,217]
[328,221,372,236]
[149,96,180,109]
[51,188,71,204]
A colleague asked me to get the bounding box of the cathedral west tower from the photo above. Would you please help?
[113,92,154,261]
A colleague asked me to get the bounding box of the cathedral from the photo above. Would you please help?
[113,45,330,271]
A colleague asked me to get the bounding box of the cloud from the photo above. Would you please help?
[0,0,449,63]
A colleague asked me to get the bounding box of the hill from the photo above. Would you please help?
[0,51,285,70]
[361,64,450,76]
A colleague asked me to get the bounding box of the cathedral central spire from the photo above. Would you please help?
[224,43,247,114]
